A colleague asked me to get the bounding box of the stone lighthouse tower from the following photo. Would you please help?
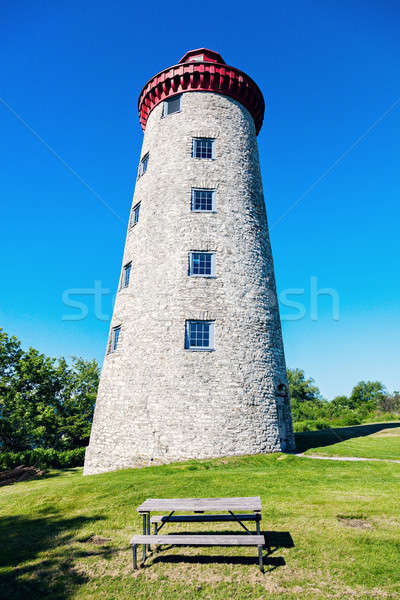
[84,49,294,475]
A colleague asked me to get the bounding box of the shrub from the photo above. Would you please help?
[332,414,361,427]
[0,447,86,471]
[314,419,331,430]
[362,411,400,424]
[293,421,312,432]
[293,419,331,432]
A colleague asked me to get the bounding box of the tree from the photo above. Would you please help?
[57,357,99,448]
[287,368,322,403]
[328,395,355,415]
[287,368,327,421]
[0,329,99,452]
[378,391,400,413]
[350,381,386,410]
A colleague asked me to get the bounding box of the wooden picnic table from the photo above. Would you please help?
[133,496,265,572]
[137,496,262,512]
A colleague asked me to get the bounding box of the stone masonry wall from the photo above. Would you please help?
[84,91,295,475]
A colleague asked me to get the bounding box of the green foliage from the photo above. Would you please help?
[57,357,100,449]
[287,368,322,403]
[329,395,353,415]
[350,380,386,408]
[378,392,400,413]
[331,413,362,427]
[363,411,400,423]
[287,368,329,422]
[0,328,99,455]
[0,447,86,470]
[314,418,331,430]
[293,421,312,432]
[287,368,399,428]
[293,419,331,433]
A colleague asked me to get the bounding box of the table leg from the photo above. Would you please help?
[142,513,147,564]
[147,512,150,552]
[132,544,137,570]
[258,544,264,573]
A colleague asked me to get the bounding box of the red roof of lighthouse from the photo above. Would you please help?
[178,48,225,64]
[138,49,265,134]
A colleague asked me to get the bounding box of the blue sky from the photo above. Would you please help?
[1,1,399,399]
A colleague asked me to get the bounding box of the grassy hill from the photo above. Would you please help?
[1,425,400,599]
[297,421,400,459]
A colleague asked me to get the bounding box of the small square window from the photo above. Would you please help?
[122,262,131,288]
[163,94,182,117]
[110,325,121,353]
[191,189,216,212]
[188,251,216,277]
[185,320,215,350]
[138,153,149,177]
[131,202,141,227]
[192,138,215,160]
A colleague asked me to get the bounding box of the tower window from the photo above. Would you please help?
[131,202,141,227]
[188,251,216,277]
[110,325,121,353]
[163,94,182,117]
[188,54,204,62]
[122,262,132,288]
[138,153,149,177]
[192,138,215,159]
[185,320,215,351]
[191,188,216,212]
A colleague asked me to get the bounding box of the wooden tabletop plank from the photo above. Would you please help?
[137,496,262,512]
[150,513,260,523]
[130,534,264,545]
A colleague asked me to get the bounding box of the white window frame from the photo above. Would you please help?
[185,320,215,351]
[162,94,182,117]
[110,325,121,353]
[122,262,131,288]
[191,188,216,212]
[188,251,216,277]
[138,153,149,177]
[192,138,216,160]
[130,202,141,227]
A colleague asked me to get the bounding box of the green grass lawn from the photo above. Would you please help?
[298,421,400,460]
[1,443,400,600]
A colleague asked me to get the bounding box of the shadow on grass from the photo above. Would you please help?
[0,510,106,600]
[295,422,400,453]
[149,530,293,573]
[0,467,80,487]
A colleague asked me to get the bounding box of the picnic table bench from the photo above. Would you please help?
[131,496,266,572]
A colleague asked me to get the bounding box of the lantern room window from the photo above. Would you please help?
[188,54,204,62]
[192,138,215,160]
[162,95,182,117]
